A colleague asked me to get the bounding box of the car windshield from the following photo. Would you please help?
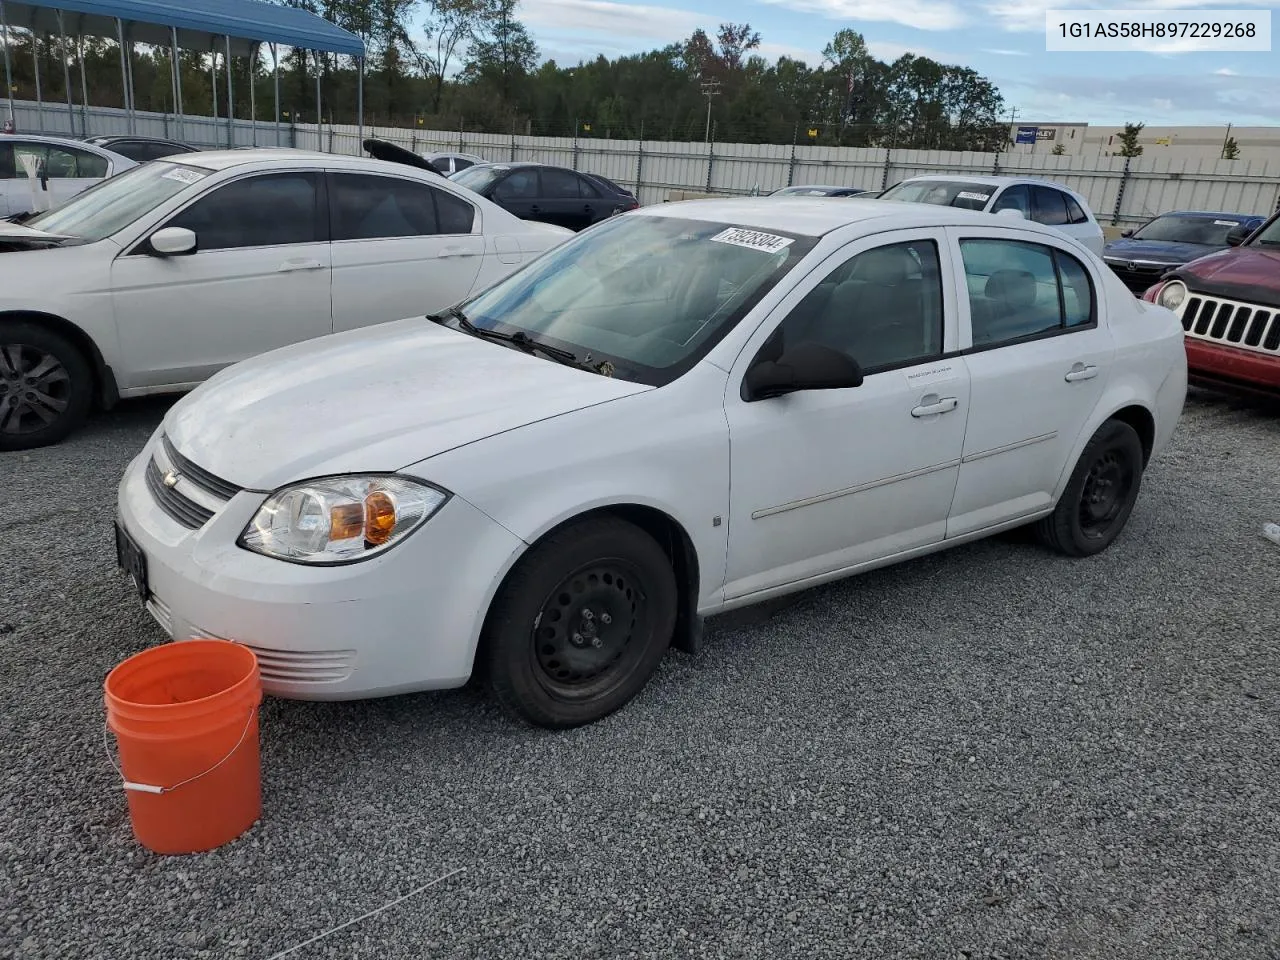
[460,214,817,386]
[25,160,211,241]
[450,165,507,191]
[879,180,997,210]
[1131,214,1250,245]
[1248,216,1280,246]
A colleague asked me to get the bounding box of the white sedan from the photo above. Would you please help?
[0,149,571,450]
[878,175,1106,255]
[115,198,1187,729]
[0,133,135,218]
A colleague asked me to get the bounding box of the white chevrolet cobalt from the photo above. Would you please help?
[115,198,1187,729]
[0,149,570,450]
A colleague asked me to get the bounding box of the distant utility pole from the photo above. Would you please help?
[700,77,721,143]
[1008,106,1020,148]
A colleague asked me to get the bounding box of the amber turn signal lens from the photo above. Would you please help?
[364,491,397,545]
[329,502,364,541]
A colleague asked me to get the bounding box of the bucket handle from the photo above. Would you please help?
[103,710,257,795]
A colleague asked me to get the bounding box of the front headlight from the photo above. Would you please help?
[239,475,448,564]
[1157,280,1187,311]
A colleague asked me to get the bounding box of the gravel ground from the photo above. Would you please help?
[2,389,1279,960]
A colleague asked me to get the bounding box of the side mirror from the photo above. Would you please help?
[1226,224,1250,247]
[1121,229,1134,238]
[994,208,1025,219]
[744,341,864,401]
[148,226,198,257]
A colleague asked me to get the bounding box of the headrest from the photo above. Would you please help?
[849,246,914,285]
[985,269,1037,310]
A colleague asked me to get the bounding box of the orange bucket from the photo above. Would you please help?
[104,640,263,855]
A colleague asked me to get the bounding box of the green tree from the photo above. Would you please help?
[1222,136,1240,160]
[1051,142,1066,155]
[465,0,538,103]
[1117,121,1144,157]
[412,0,481,112]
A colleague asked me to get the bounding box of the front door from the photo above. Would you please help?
[490,168,539,223]
[944,229,1114,537]
[110,171,332,389]
[328,171,485,332]
[723,230,971,601]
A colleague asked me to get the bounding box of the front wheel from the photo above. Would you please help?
[482,516,678,729]
[1036,419,1145,557]
[0,321,93,451]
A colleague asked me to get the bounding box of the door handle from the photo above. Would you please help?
[911,397,958,418]
[1065,363,1099,382]
[437,245,468,258]
[583,204,593,214]
[530,204,541,214]
[277,258,324,272]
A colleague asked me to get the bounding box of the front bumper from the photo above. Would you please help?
[114,438,526,700]
[1185,338,1280,395]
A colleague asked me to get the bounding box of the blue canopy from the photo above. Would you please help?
[0,0,366,57]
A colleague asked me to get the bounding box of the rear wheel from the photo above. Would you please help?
[482,516,677,729]
[0,321,92,451]
[1036,419,1144,557]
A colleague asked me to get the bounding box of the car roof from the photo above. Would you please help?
[4,132,124,153]
[1158,210,1261,220]
[93,135,191,145]
[633,196,1087,241]
[776,185,859,192]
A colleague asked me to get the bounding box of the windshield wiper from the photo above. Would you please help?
[427,306,608,373]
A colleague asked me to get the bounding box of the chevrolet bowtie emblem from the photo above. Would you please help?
[162,470,181,488]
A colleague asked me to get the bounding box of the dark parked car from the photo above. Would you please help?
[449,162,639,231]
[81,135,199,163]
[1104,210,1267,293]
[769,184,867,197]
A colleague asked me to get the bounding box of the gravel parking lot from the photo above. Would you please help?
[3,389,1279,960]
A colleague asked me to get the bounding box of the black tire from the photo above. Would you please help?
[482,516,678,729]
[1036,419,1144,557]
[0,321,93,451]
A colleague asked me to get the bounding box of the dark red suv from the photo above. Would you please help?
[1143,210,1280,396]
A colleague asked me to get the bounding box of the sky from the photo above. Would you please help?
[488,0,1280,126]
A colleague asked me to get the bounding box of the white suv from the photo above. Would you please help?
[879,175,1105,255]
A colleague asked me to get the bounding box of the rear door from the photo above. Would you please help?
[110,170,332,388]
[944,228,1114,537]
[489,168,539,222]
[328,171,485,332]
[534,168,586,230]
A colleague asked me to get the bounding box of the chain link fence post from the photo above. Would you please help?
[1111,155,1131,226]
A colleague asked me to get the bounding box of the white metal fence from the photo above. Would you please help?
[11,98,1280,226]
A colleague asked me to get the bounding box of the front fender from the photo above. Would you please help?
[417,363,732,611]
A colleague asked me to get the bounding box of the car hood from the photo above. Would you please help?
[1103,238,1218,263]
[1168,245,1280,308]
[162,319,651,491]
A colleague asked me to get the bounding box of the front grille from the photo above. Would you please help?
[1177,294,1280,356]
[162,435,242,501]
[1105,260,1170,294]
[145,458,215,529]
[144,434,242,531]
[238,642,355,684]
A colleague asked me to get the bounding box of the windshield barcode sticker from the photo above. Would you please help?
[710,227,793,254]
[162,168,205,184]
[1214,219,1238,226]
[956,191,991,202]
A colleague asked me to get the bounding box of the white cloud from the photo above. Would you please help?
[756,0,967,31]
[984,0,1273,33]
[866,39,957,61]
[520,0,703,40]
[1215,66,1238,75]
[983,47,1030,55]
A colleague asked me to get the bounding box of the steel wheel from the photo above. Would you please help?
[1077,449,1135,539]
[0,342,72,437]
[531,560,647,700]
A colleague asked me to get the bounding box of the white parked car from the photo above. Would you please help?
[115,198,1187,729]
[0,133,135,218]
[0,149,571,450]
[422,151,488,176]
[878,175,1105,255]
